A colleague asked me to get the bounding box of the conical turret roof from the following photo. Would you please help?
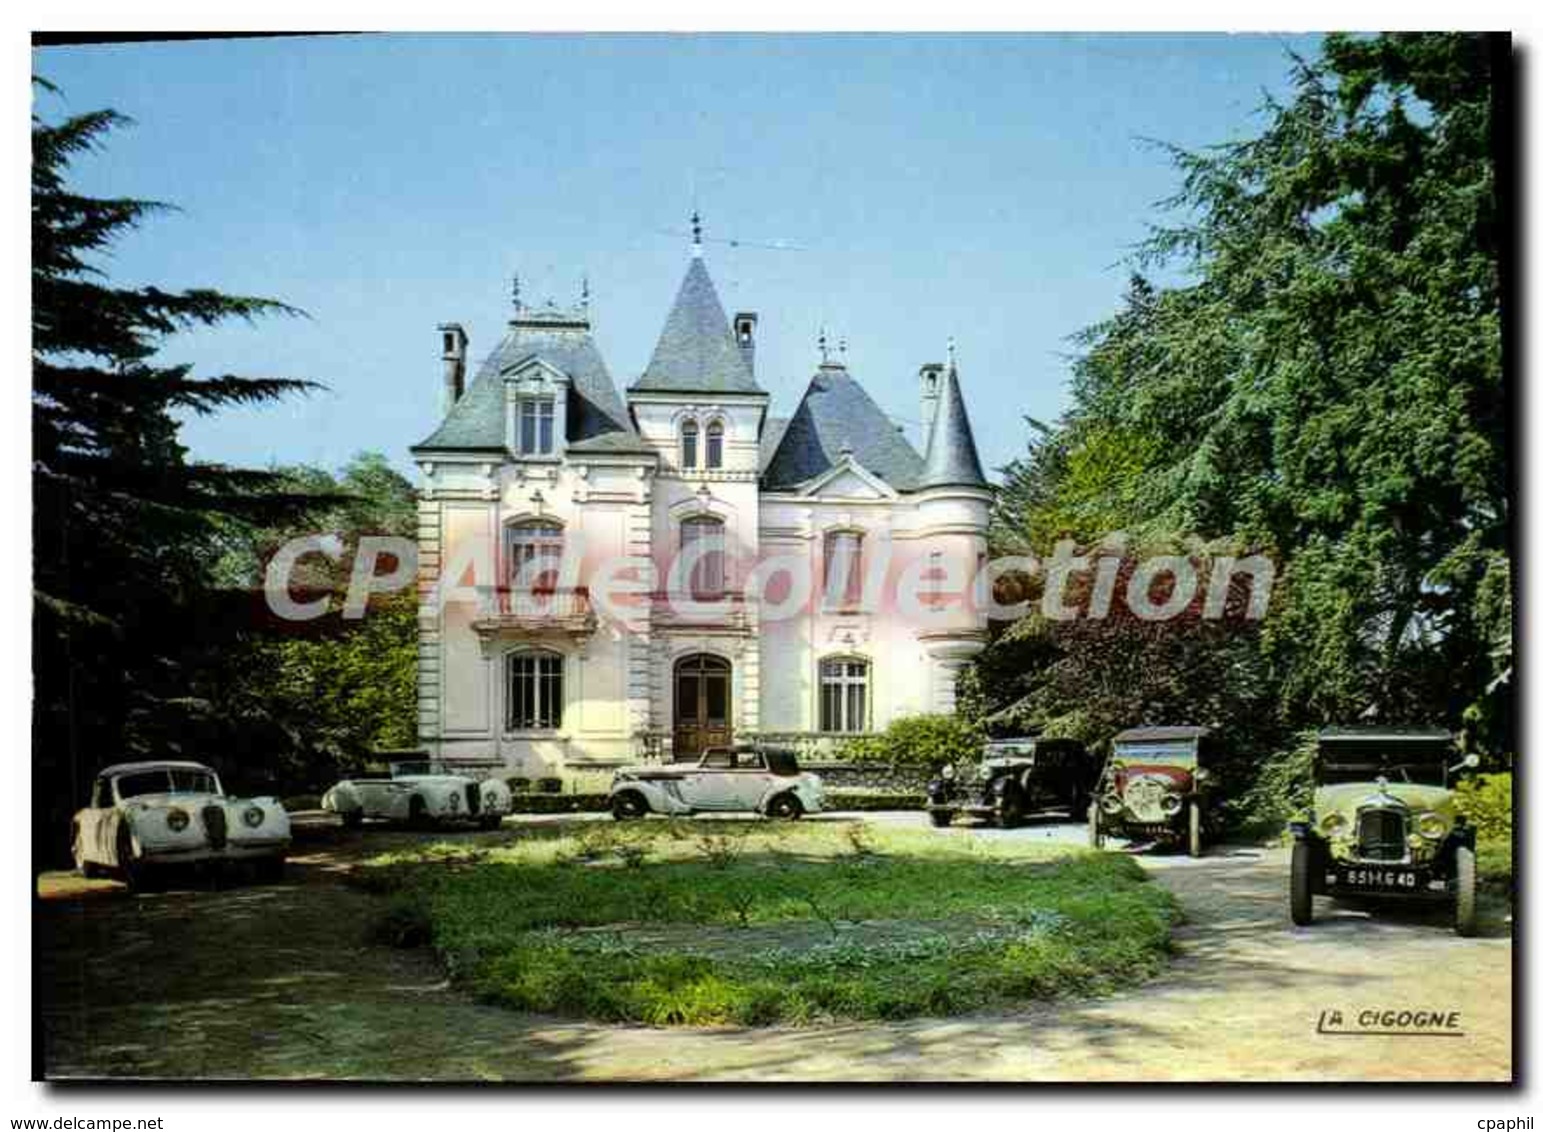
[629,256,762,394]
[917,364,987,489]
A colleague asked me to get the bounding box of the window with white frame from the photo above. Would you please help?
[505,521,564,590]
[706,420,724,469]
[819,657,870,733]
[506,650,563,730]
[680,515,726,599]
[517,397,555,455]
[823,529,864,609]
[681,418,699,469]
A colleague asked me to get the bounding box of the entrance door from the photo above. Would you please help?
[673,654,732,760]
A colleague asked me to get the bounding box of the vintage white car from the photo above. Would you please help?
[609,745,824,820]
[71,760,291,889]
[322,759,510,830]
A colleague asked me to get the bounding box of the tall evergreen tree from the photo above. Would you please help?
[32,81,318,856]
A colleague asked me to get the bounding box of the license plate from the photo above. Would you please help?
[1334,867,1420,891]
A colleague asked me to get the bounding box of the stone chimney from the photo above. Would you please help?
[734,311,758,376]
[919,362,944,436]
[439,323,468,412]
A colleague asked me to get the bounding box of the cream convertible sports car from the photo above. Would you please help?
[71,760,291,889]
[323,759,511,830]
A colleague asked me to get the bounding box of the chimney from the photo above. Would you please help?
[734,311,758,376]
[439,323,467,412]
[919,363,944,436]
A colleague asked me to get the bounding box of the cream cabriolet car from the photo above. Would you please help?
[71,760,291,890]
[609,745,824,820]
[322,759,510,830]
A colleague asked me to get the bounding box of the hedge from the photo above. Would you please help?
[503,791,925,815]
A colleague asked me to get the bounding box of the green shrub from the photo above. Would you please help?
[824,791,925,812]
[1231,731,1317,835]
[1456,772,1512,841]
[837,713,981,770]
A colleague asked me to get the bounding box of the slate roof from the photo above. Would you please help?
[917,364,988,489]
[760,363,925,492]
[758,416,790,473]
[413,316,651,455]
[629,257,764,394]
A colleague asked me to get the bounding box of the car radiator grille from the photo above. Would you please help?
[1356,808,1405,861]
[203,805,228,849]
[466,783,481,815]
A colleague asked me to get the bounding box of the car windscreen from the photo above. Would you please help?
[114,771,169,799]
[1318,754,1446,786]
[167,768,218,794]
[1113,741,1197,766]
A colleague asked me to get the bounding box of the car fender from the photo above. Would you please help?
[323,782,363,815]
[479,779,511,815]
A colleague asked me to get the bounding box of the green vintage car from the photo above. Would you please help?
[1289,727,1481,936]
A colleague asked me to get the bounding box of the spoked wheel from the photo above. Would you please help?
[766,793,803,820]
[928,810,954,828]
[1187,800,1204,858]
[611,791,649,821]
[1454,843,1478,937]
[480,814,503,831]
[1289,840,1314,926]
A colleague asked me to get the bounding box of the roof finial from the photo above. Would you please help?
[818,326,830,364]
[511,273,523,312]
[947,335,957,371]
[690,210,703,258]
[580,274,590,314]
[838,336,848,358]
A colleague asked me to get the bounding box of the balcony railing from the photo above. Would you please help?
[469,586,597,647]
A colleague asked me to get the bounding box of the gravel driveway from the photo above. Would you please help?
[36,814,1512,1083]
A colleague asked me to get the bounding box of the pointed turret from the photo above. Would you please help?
[917,359,987,489]
[630,221,762,394]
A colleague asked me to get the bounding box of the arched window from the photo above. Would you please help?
[822,529,864,609]
[706,420,724,469]
[681,419,699,469]
[506,650,563,730]
[680,515,726,599]
[820,657,870,733]
[505,520,564,590]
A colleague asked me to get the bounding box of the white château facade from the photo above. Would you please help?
[411,235,991,777]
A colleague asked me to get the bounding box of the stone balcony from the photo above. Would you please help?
[470,587,597,652]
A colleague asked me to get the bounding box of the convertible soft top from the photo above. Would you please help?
[1113,726,1209,744]
[97,759,215,778]
[1317,726,1452,769]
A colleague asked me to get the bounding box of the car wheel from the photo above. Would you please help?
[340,809,364,830]
[997,797,1022,830]
[1088,803,1104,849]
[116,826,152,893]
[1454,843,1478,937]
[611,791,649,821]
[928,810,954,828]
[766,793,803,820]
[1290,840,1314,926]
[408,795,430,830]
[480,814,503,831]
[1187,800,1204,858]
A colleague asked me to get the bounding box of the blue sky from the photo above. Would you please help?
[33,33,1319,479]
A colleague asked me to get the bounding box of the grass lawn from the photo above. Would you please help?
[359,821,1180,1027]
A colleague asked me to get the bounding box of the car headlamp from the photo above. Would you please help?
[1161,793,1183,815]
[243,805,265,829]
[1320,812,1348,835]
[1100,794,1122,814]
[166,808,190,833]
[941,764,956,781]
[1416,812,1447,840]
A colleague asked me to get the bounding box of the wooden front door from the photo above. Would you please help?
[673,654,732,760]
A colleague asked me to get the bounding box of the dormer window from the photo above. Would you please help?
[706,420,724,469]
[681,419,700,469]
[518,396,555,456]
